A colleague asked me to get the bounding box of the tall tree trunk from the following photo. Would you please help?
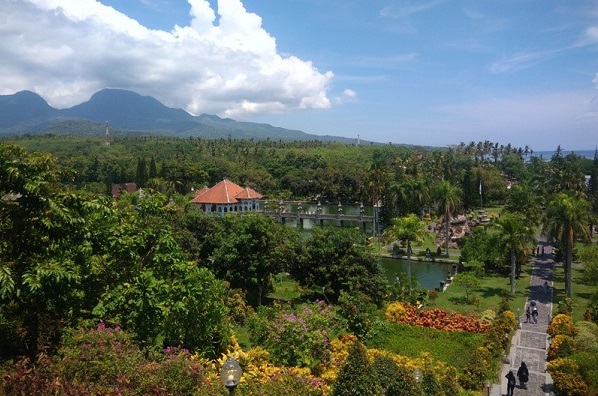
[566,231,573,298]
[407,240,412,293]
[510,248,516,295]
[444,209,450,256]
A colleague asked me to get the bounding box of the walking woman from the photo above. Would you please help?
[517,361,529,389]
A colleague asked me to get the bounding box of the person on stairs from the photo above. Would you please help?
[506,371,517,396]
[517,361,529,389]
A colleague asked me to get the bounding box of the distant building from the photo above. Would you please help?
[191,179,263,214]
[112,182,137,198]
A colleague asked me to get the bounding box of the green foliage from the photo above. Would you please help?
[290,227,386,305]
[239,370,326,396]
[366,322,484,369]
[0,324,219,396]
[572,351,598,393]
[332,341,384,396]
[211,214,302,306]
[452,273,480,304]
[370,355,422,396]
[247,301,343,368]
[337,291,378,340]
[459,346,493,390]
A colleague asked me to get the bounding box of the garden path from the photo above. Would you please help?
[493,241,554,396]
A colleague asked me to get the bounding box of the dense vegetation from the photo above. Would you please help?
[1,134,597,395]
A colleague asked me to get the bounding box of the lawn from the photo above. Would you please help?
[432,258,531,318]
[552,263,596,323]
[366,322,485,370]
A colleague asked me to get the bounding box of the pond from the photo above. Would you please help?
[378,257,452,290]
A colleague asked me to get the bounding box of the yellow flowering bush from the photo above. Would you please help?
[385,301,407,323]
[547,358,590,396]
[547,313,577,337]
[547,334,575,361]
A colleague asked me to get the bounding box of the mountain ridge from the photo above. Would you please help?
[0,89,358,143]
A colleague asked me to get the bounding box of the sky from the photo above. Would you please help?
[1,0,598,151]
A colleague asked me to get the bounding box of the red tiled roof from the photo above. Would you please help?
[191,179,262,204]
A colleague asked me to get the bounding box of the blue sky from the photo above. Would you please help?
[1,0,598,150]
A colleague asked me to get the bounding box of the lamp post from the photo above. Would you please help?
[413,369,422,384]
[220,358,242,396]
[484,379,491,395]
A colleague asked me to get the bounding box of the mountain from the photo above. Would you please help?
[0,89,356,143]
[0,90,58,130]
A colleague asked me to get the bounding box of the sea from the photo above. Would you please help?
[532,149,595,160]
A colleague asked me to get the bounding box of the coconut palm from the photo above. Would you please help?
[494,213,535,295]
[542,193,593,297]
[384,213,429,292]
[432,180,462,256]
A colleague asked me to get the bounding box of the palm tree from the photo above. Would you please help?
[432,180,462,256]
[542,193,593,297]
[384,213,428,292]
[494,213,535,295]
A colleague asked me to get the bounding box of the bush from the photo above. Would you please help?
[547,335,575,361]
[459,346,493,390]
[572,351,598,393]
[0,324,218,396]
[547,314,577,337]
[332,341,384,396]
[247,300,343,368]
[575,321,598,353]
[370,355,422,396]
[338,291,377,340]
[547,358,590,396]
[385,302,407,323]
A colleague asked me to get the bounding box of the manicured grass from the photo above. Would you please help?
[432,259,531,317]
[552,263,595,323]
[269,274,303,301]
[366,322,484,370]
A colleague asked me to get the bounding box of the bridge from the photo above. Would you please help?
[261,201,377,229]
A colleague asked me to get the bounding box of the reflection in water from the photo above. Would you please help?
[379,257,451,290]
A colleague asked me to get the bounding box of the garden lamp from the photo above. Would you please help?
[413,369,422,383]
[220,358,242,396]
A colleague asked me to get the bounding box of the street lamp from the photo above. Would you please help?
[413,369,422,384]
[484,379,491,395]
[220,357,242,396]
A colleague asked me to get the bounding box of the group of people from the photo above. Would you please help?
[506,362,529,396]
[525,301,539,324]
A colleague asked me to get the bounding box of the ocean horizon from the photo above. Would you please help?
[532,149,596,160]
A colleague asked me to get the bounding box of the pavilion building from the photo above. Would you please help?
[191,179,263,214]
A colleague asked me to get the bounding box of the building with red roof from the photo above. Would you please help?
[191,179,263,214]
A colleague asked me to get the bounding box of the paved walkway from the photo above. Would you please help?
[492,243,554,396]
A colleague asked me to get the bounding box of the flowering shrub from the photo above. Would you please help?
[547,334,575,361]
[459,346,493,390]
[247,300,343,368]
[548,314,577,337]
[0,323,219,396]
[385,302,408,323]
[386,304,490,333]
[547,358,590,396]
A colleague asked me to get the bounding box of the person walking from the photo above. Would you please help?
[532,306,538,324]
[506,371,517,396]
[525,305,531,323]
[543,281,549,294]
[517,362,529,389]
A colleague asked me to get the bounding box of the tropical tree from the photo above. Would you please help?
[290,227,386,305]
[384,213,429,292]
[432,180,462,256]
[493,213,535,295]
[542,193,593,297]
[210,214,301,306]
[504,183,543,228]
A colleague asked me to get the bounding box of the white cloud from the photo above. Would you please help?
[333,88,357,104]
[0,0,333,118]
